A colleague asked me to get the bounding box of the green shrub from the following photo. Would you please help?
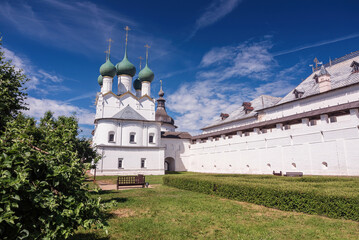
[163,174,359,221]
[0,113,107,239]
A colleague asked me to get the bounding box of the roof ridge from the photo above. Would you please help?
[314,50,359,71]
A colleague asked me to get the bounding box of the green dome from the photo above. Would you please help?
[100,59,116,77]
[138,64,154,82]
[133,78,141,90]
[116,55,136,77]
[97,75,103,86]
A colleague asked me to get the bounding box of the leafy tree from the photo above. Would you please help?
[0,112,106,239]
[0,37,28,132]
[0,36,107,239]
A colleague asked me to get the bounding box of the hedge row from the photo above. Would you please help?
[163,175,359,221]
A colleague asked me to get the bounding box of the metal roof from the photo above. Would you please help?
[276,55,359,106]
[112,105,146,121]
[202,95,281,130]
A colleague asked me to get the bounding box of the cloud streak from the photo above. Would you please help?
[273,33,359,56]
[0,0,173,61]
[188,0,242,40]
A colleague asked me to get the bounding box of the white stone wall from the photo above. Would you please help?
[92,146,165,175]
[93,119,161,147]
[95,92,155,121]
[184,111,359,176]
[161,138,190,171]
[160,123,176,132]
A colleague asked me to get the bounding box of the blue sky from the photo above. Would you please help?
[1,0,359,136]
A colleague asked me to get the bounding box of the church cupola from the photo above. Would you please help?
[117,26,136,95]
[97,75,103,86]
[99,38,116,93]
[314,65,331,93]
[139,44,154,97]
[155,80,175,131]
[100,58,116,78]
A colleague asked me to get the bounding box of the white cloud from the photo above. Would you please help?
[189,0,242,39]
[167,38,304,135]
[25,97,95,125]
[3,47,66,93]
[199,38,276,81]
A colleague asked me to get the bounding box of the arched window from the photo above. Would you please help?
[108,132,115,142]
[291,163,297,169]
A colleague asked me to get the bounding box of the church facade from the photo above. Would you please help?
[92,34,359,176]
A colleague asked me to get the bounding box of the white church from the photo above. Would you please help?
[92,30,359,176]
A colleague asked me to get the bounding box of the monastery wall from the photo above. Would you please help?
[161,138,190,171]
[263,84,359,121]
[183,111,359,176]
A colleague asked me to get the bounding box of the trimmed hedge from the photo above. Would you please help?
[163,175,359,221]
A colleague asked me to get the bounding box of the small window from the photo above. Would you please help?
[322,162,328,169]
[261,129,268,134]
[141,158,146,168]
[329,116,337,123]
[130,132,136,143]
[267,163,271,168]
[244,132,250,136]
[291,163,297,169]
[284,125,291,130]
[350,61,359,73]
[118,158,123,169]
[108,132,115,142]
[149,134,154,143]
[228,135,233,139]
[309,120,317,126]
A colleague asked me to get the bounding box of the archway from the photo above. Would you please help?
[165,157,175,172]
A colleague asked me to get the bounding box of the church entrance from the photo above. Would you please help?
[164,157,175,172]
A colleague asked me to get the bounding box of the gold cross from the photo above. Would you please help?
[104,50,109,60]
[124,26,131,46]
[144,44,150,63]
[138,56,144,70]
[107,38,114,58]
[160,80,163,90]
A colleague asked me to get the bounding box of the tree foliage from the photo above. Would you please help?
[0,36,106,239]
[0,112,106,239]
[0,37,28,132]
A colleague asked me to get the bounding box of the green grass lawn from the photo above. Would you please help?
[75,173,359,240]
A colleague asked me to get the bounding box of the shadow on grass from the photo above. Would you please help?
[165,171,181,174]
[90,190,119,195]
[102,197,128,204]
[70,233,109,240]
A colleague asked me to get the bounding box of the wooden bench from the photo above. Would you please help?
[284,172,303,177]
[116,174,148,190]
[273,171,282,176]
